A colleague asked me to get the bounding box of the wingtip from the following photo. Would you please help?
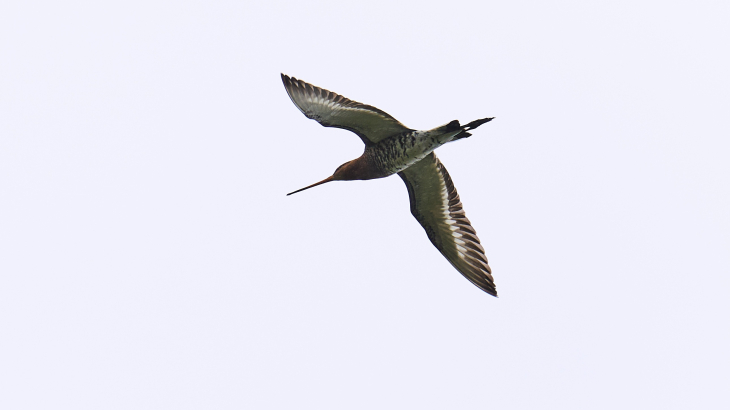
[479,283,498,297]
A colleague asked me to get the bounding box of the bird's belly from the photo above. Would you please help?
[365,130,456,178]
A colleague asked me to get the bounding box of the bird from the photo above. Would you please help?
[281,74,497,296]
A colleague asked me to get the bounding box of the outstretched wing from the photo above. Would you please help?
[281,74,412,145]
[398,153,496,296]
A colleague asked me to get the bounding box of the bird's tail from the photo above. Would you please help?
[451,117,494,141]
[464,117,494,130]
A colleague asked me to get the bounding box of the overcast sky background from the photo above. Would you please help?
[1,1,729,409]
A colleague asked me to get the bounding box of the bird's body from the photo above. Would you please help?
[282,74,498,296]
[337,124,462,180]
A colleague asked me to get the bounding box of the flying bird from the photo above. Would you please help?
[282,74,497,296]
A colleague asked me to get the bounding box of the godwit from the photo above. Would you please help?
[282,74,497,296]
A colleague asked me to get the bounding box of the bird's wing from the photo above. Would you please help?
[281,74,412,145]
[398,153,496,296]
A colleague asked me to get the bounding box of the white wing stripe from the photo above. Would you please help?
[398,153,497,296]
[281,74,412,144]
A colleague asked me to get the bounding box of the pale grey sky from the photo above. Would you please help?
[1,1,729,409]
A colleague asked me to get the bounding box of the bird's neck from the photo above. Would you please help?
[337,157,382,181]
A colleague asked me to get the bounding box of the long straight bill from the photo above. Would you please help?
[286,176,334,196]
